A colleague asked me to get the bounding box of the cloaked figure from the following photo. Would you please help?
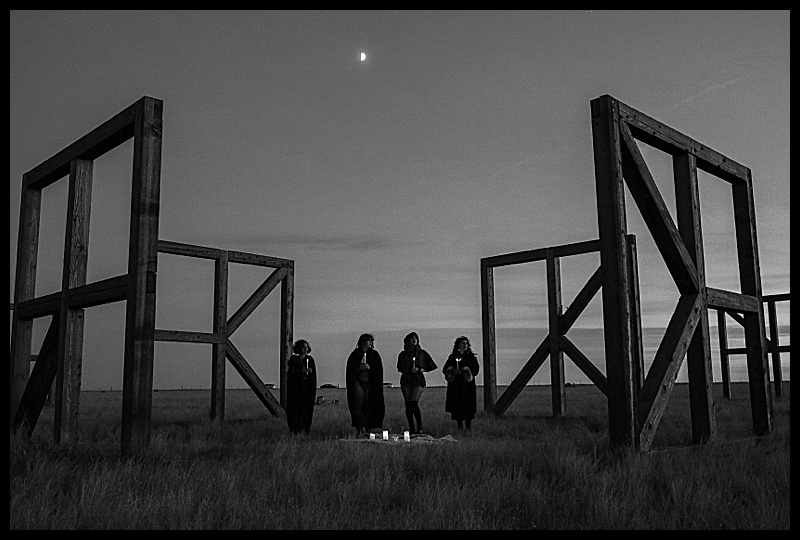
[346,333,386,436]
[443,335,480,431]
[286,339,317,434]
[396,331,437,434]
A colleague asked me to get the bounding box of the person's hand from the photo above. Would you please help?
[444,366,456,383]
[302,368,311,376]
[461,366,473,382]
[411,367,419,374]
[360,363,370,371]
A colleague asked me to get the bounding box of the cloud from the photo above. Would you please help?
[670,71,762,108]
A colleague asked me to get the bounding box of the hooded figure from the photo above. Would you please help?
[346,333,385,434]
[443,335,480,430]
[286,339,317,434]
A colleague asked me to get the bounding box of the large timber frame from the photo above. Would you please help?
[591,95,772,451]
[10,96,294,457]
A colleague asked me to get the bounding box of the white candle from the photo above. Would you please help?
[412,356,416,369]
[305,357,309,371]
[382,430,389,441]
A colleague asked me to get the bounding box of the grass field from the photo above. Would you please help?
[10,382,790,529]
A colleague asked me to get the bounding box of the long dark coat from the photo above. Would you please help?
[396,348,437,388]
[443,351,480,421]
[286,354,317,433]
[345,348,385,429]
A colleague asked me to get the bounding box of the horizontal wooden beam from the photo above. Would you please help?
[157,240,222,260]
[481,239,600,268]
[15,275,128,319]
[154,330,227,344]
[227,250,293,268]
[763,293,790,303]
[707,287,760,313]
[24,100,141,190]
[615,98,750,185]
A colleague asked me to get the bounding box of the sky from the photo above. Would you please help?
[10,10,790,392]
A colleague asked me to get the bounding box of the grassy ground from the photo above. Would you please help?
[10,382,790,529]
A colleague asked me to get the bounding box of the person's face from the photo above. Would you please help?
[298,342,309,355]
[457,340,468,355]
[409,335,418,347]
[362,338,374,350]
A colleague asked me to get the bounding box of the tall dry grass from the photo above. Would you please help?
[10,383,790,529]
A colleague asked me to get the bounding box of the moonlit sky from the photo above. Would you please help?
[10,11,790,391]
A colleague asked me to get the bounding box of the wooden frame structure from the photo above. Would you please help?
[10,96,294,457]
[156,240,293,420]
[481,236,644,417]
[591,95,771,451]
[715,292,790,399]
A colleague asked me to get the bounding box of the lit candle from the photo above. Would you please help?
[305,357,309,371]
[412,356,416,370]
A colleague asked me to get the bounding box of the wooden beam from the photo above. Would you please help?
[481,264,497,412]
[211,250,228,422]
[13,317,59,438]
[767,299,783,398]
[481,239,600,268]
[626,235,645,394]
[620,122,700,295]
[558,267,602,334]
[121,96,163,458]
[591,94,636,449]
[16,275,129,320]
[762,292,790,303]
[674,152,716,445]
[226,267,288,336]
[225,339,284,416]
[279,265,294,409]
[154,330,227,344]
[10,179,41,425]
[706,287,760,313]
[636,294,703,451]
[547,251,565,418]
[616,98,750,185]
[559,335,608,395]
[717,309,732,399]
[493,337,550,415]
[54,158,93,446]
[24,102,137,190]
[157,239,221,260]
[228,250,293,268]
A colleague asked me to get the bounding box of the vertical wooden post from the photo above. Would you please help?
[211,250,229,422]
[767,300,782,398]
[54,158,93,446]
[279,263,294,408]
[674,152,716,444]
[626,235,645,396]
[547,250,565,418]
[717,310,731,399]
[591,95,636,449]
[121,97,163,457]
[481,264,497,412]
[732,172,772,436]
[10,178,41,425]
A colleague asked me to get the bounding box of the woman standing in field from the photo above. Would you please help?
[396,331,437,434]
[346,333,386,436]
[286,339,317,434]
[443,336,480,431]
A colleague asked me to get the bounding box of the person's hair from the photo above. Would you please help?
[403,332,421,352]
[357,333,375,348]
[293,339,311,354]
[451,336,472,355]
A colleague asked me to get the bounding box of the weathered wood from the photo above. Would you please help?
[636,294,703,451]
[493,337,550,415]
[279,264,294,408]
[13,317,59,437]
[227,267,289,336]
[616,98,750,185]
[225,339,284,416]
[211,251,228,422]
[626,235,645,395]
[717,310,732,399]
[157,239,222,260]
[558,335,608,395]
[591,95,637,449]
[481,264,497,412]
[121,96,163,457]
[706,287,760,313]
[10,180,41,424]
[763,292,790,302]
[547,251,565,417]
[154,330,227,344]
[674,152,716,445]
[23,104,137,190]
[228,250,293,269]
[767,299,783,398]
[481,239,600,268]
[732,172,772,436]
[15,275,128,319]
[558,267,602,333]
[620,122,699,295]
[54,158,93,446]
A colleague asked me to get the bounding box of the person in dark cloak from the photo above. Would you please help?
[443,335,480,431]
[286,339,317,434]
[396,331,437,434]
[346,333,385,436]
